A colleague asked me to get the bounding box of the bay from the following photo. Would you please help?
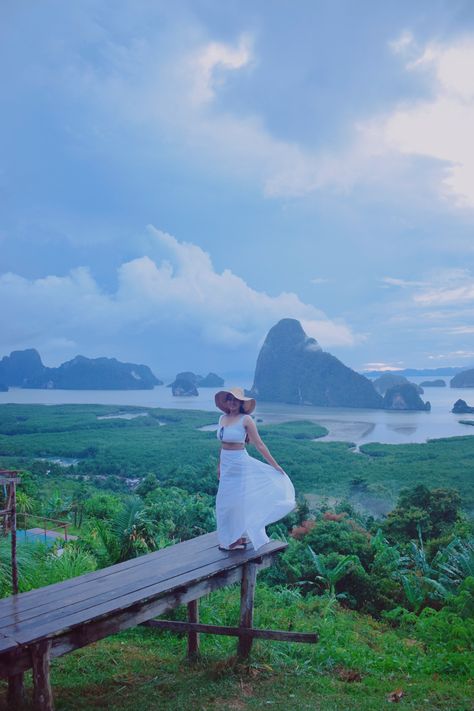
[0,377,473,445]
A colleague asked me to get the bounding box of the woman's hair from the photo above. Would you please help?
[239,402,247,414]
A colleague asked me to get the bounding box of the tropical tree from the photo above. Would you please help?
[433,537,474,590]
[307,547,363,598]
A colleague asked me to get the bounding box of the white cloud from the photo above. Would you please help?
[0,227,357,364]
[411,269,474,306]
[428,350,474,360]
[311,277,329,285]
[371,35,474,208]
[380,277,428,288]
[389,30,415,56]
[36,20,474,208]
[414,283,474,307]
[363,362,404,371]
[190,34,253,105]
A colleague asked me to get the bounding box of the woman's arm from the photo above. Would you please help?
[244,416,286,474]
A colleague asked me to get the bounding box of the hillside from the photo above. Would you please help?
[0,350,162,390]
[0,404,472,710]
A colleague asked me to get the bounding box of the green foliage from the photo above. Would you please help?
[0,539,96,596]
[383,485,462,542]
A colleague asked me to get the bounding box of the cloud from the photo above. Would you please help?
[389,30,415,56]
[310,277,329,285]
[411,269,474,306]
[0,227,357,367]
[189,34,253,105]
[428,350,474,360]
[380,277,428,289]
[37,14,474,207]
[363,362,404,371]
[374,35,474,208]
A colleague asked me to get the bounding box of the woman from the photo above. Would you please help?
[215,387,296,551]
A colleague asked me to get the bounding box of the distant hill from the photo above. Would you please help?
[373,373,409,396]
[0,349,45,386]
[168,372,199,396]
[167,371,224,395]
[450,369,474,388]
[383,383,431,411]
[199,372,224,387]
[420,379,446,388]
[452,399,474,414]
[250,319,432,411]
[0,350,162,390]
[250,319,384,409]
[365,367,466,377]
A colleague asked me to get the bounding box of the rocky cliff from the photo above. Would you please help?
[450,369,474,388]
[373,373,423,395]
[168,372,199,396]
[0,349,45,386]
[372,373,409,396]
[199,372,224,387]
[0,350,162,390]
[250,319,384,409]
[383,383,431,411]
[452,399,474,414]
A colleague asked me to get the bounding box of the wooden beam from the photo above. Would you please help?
[7,672,25,709]
[142,619,318,643]
[31,640,53,711]
[237,562,257,659]
[187,600,199,659]
[11,480,19,595]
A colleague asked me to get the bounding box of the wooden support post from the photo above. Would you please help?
[11,479,19,595]
[187,599,200,659]
[31,640,54,711]
[7,673,25,710]
[237,562,257,659]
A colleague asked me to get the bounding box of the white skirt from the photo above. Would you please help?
[216,448,296,551]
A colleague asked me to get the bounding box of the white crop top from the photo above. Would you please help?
[217,414,247,443]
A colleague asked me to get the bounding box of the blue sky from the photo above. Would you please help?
[1,0,474,380]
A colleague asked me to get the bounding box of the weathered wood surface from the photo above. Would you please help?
[0,631,18,653]
[237,562,258,658]
[7,672,25,709]
[0,533,286,676]
[31,640,53,711]
[187,600,199,658]
[143,619,319,643]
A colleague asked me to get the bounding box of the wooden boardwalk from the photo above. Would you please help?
[0,532,317,710]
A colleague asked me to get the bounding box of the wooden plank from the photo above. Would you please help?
[0,536,284,629]
[187,600,199,658]
[0,546,216,628]
[237,562,258,658]
[142,619,319,643]
[0,532,220,622]
[1,543,284,645]
[1,548,280,650]
[31,640,53,711]
[1,564,247,677]
[0,631,19,654]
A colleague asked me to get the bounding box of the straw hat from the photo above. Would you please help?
[215,387,256,414]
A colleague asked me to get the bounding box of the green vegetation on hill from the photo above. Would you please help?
[1,404,474,509]
[0,404,473,709]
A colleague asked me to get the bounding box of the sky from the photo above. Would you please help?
[1,0,474,380]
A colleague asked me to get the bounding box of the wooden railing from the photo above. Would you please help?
[17,512,71,543]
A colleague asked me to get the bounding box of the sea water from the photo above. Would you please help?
[0,377,473,445]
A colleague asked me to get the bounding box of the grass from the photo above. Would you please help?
[1,585,472,710]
